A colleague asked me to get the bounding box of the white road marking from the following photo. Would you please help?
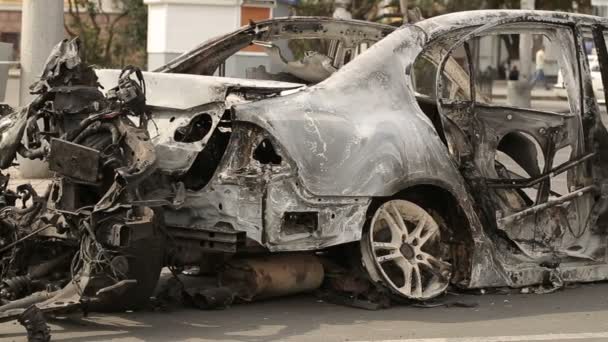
[357,332,608,342]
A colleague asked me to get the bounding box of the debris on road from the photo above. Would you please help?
[17,305,50,342]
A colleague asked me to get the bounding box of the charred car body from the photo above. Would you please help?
[2,11,608,323]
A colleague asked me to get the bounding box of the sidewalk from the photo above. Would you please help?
[491,80,560,101]
[5,166,51,197]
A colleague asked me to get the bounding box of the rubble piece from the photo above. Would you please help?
[532,269,564,294]
[316,290,390,310]
[412,301,479,309]
[220,254,324,301]
[183,286,234,310]
[325,273,372,296]
[17,305,51,342]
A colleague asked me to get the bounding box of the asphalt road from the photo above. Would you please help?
[2,282,608,342]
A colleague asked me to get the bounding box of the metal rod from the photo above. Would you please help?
[487,152,595,189]
[0,225,53,254]
[498,185,596,226]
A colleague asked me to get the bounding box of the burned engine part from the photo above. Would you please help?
[30,38,97,95]
[0,38,166,326]
[48,138,100,183]
[220,254,324,301]
[106,65,147,115]
[165,224,246,266]
[0,172,17,208]
[0,107,29,169]
[0,276,32,301]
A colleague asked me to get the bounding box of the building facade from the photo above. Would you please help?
[0,0,120,61]
[144,0,288,74]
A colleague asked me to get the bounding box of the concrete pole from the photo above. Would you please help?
[19,0,64,105]
[18,0,64,178]
[519,0,535,84]
[507,0,535,108]
[399,0,408,23]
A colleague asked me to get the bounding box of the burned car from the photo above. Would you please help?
[0,17,395,324]
[3,10,608,330]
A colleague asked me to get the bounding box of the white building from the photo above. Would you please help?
[145,0,291,76]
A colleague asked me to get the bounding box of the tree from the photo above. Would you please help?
[64,0,147,68]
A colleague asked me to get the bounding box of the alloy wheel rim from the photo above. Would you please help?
[366,200,452,299]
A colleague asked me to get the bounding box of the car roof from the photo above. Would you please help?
[155,17,395,74]
[415,10,608,42]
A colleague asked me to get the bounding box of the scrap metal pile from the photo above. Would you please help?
[0,38,166,334]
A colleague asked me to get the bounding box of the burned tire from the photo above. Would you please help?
[87,209,166,312]
[109,233,165,310]
[361,199,452,301]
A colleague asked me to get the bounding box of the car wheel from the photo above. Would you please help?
[361,199,452,300]
[86,208,166,312]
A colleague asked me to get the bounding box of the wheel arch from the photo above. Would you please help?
[367,182,476,287]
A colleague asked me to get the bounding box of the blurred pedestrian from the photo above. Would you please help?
[509,65,519,81]
[533,46,551,90]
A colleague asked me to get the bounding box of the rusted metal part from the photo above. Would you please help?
[17,305,51,342]
[48,138,100,183]
[498,186,597,226]
[220,254,324,301]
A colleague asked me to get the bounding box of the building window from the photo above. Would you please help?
[0,32,20,59]
[240,6,271,53]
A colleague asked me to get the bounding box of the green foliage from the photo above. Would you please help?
[295,0,596,21]
[293,0,334,16]
[293,0,596,63]
[65,0,148,68]
[113,0,148,66]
